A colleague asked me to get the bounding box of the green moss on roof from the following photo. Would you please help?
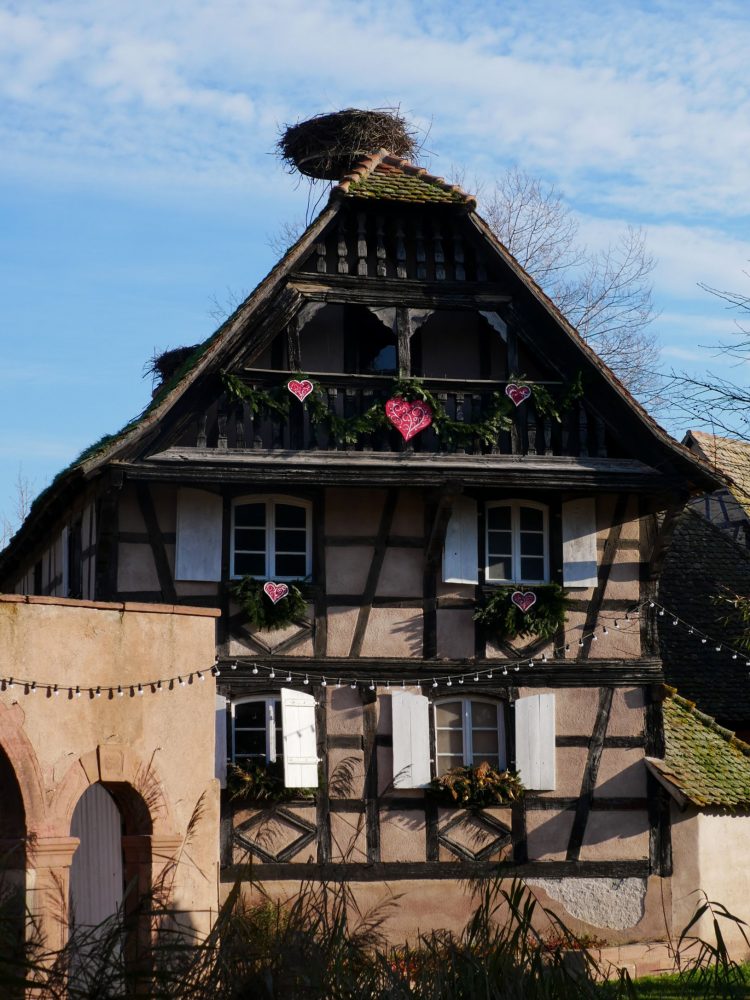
[653,693,750,808]
[348,167,467,204]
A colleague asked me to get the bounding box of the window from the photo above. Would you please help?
[434,698,507,776]
[231,496,311,580]
[227,690,319,789]
[230,696,282,765]
[485,501,548,584]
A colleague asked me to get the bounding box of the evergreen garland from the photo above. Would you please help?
[232,577,310,631]
[220,371,584,449]
[473,584,567,642]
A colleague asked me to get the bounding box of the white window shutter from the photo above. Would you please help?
[281,688,319,788]
[562,498,598,588]
[175,488,223,582]
[442,497,478,584]
[515,693,555,790]
[391,691,431,788]
[215,695,228,788]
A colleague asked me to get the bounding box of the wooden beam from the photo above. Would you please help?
[221,859,649,883]
[290,273,513,310]
[566,687,613,861]
[348,489,398,658]
[577,493,629,661]
[134,483,176,603]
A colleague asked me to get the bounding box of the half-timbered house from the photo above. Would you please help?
[0,145,725,941]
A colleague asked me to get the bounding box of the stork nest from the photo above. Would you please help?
[277,108,418,180]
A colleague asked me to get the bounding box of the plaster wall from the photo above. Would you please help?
[671,805,750,955]
[0,594,221,943]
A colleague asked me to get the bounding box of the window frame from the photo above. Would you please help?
[484,500,549,585]
[230,494,312,581]
[230,695,282,765]
[433,696,508,776]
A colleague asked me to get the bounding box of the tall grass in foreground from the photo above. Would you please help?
[1,874,749,998]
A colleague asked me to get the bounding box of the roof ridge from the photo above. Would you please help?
[333,149,476,206]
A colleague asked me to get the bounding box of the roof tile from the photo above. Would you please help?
[333,149,476,206]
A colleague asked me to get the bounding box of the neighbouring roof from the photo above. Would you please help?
[648,691,750,809]
[334,149,476,206]
[685,431,750,515]
[659,507,750,725]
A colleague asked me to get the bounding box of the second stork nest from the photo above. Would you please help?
[277,108,417,181]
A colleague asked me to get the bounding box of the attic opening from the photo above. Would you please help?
[298,304,396,375]
[411,311,508,381]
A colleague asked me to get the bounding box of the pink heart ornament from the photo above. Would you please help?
[288,379,314,402]
[511,590,537,613]
[385,397,433,441]
[263,581,289,604]
[505,383,532,407]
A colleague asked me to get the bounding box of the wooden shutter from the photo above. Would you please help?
[442,497,478,584]
[175,488,223,581]
[281,688,319,788]
[215,694,228,788]
[391,691,431,788]
[562,498,598,588]
[515,693,555,790]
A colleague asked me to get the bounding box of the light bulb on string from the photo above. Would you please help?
[30,681,36,694]
[54,685,60,696]
[178,676,185,686]
[658,609,665,617]
[369,680,375,691]
[474,673,480,682]
[117,685,124,697]
[75,686,81,698]
[336,678,342,688]
[231,661,238,671]
[269,668,276,679]
[156,682,162,693]
[701,638,707,644]
[432,678,438,688]
[137,683,144,696]
[672,619,678,626]
[458,677,464,685]
[7,678,13,689]
[198,671,205,681]
[252,663,259,676]
[715,645,722,652]
[502,666,508,676]
[602,626,608,635]
[386,680,390,690]
[304,675,310,685]
[446,678,452,687]
[286,671,292,682]
[321,677,327,687]
[488,670,493,679]
[351,680,357,689]
[614,621,620,629]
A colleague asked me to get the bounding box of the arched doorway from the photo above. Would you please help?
[0,745,26,977]
[68,780,154,987]
[69,783,124,930]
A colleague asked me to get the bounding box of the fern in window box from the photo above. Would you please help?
[473,583,567,642]
[227,763,316,803]
[232,577,310,631]
[428,761,525,808]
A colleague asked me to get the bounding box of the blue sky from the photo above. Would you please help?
[2,0,750,529]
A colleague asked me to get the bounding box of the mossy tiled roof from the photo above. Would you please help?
[334,150,475,206]
[687,431,750,515]
[650,692,750,809]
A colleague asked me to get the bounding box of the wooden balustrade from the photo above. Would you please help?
[187,375,608,459]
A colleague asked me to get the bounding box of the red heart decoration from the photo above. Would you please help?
[511,590,537,613]
[385,397,433,441]
[505,383,532,407]
[263,581,289,604]
[288,379,314,402]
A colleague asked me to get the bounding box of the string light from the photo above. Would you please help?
[3,598,746,700]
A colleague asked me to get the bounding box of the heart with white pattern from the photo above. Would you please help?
[288,379,314,402]
[505,383,532,407]
[511,590,537,613]
[263,581,289,604]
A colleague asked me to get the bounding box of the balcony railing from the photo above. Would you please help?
[185,372,609,458]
